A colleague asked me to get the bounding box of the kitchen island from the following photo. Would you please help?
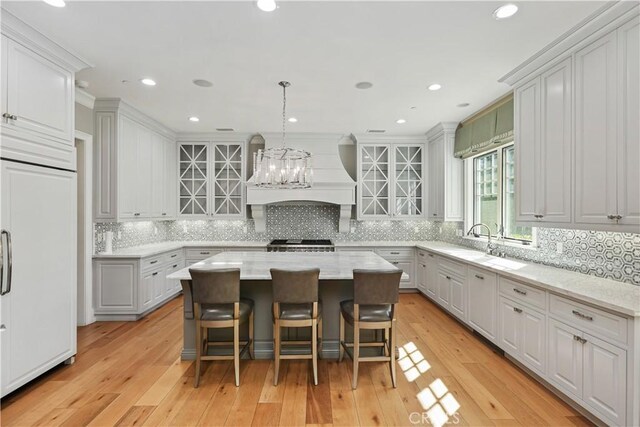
[167,251,403,360]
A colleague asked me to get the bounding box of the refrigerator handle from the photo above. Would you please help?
[0,230,11,295]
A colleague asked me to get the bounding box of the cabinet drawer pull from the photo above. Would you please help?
[573,335,587,344]
[513,307,523,313]
[428,254,434,258]
[475,274,484,280]
[150,260,158,264]
[162,213,167,216]
[607,214,616,220]
[513,288,527,296]
[134,213,140,216]
[419,253,424,257]
[391,262,399,265]
[173,264,178,268]
[534,214,544,219]
[572,310,593,321]
[200,251,210,255]
[10,115,17,120]
[171,254,177,258]
[390,252,400,255]
[152,272,158,276]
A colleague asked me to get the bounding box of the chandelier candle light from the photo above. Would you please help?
[253,81,313,188]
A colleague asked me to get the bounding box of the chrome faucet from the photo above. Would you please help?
[466,223,497,255]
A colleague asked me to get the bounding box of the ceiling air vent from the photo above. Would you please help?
[216,128,235,132]
[366,129,386,133]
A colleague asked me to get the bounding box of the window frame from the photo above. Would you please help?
[464,142,537,247]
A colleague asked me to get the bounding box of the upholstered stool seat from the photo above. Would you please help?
[201,298,254,321]
[278,301,323,320]
[340,301,391,323]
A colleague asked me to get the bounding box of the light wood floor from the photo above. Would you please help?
[1,294,593,427]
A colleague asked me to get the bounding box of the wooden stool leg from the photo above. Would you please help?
[249,310,255,360]
[312,318,318,386]
[384,327,390,357]
[352,321,359,390]
[194,322,202,388]
[233,319,240,387]
[338,314,345,362]
[274,320,281,386]
[390,319,397,388]
[318,318,323,360]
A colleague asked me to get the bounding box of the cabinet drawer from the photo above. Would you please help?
[499,277,546,310]
[549,294,627,345]
[164,249,184,263]
[437,258,467,278]
[185,248,223,260]
[376,248,414,259]
[141,255,163,272]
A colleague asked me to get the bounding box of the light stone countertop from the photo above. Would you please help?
[92,241,269,259]
[335,241,422,247]
[413,241,640,317]
[167,251,401,281]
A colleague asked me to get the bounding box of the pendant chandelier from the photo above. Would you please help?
[253,81,313,189]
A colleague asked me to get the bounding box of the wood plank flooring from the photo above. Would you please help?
[1,294,593,426]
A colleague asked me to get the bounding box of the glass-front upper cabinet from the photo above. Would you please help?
[212,143,244,217]
[178,139,246,218]
[356,136,426,220]
[179,143,209,216]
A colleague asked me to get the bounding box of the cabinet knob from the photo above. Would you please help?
[10,115,17,120]
[134,213,140,216]
[445,275,451,280]
[513,307,523,313]
[152,272,158,276]
[162,213,167,216]
[173,264,178,268]
[2,113,10,119]
[475,274,484,280]
[534,214,544,219]
[607,214,616,220]
[616,215,622,220]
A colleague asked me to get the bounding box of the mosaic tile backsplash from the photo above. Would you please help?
[95,204,640,285]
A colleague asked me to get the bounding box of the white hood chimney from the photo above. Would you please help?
[247,133,356,233]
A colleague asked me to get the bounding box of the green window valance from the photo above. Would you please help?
[454,95,514,159]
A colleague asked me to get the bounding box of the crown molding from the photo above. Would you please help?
[499,1,639,86]
[75,88,95,109]
[94,98,176,139]
[1,8,93,72]
[426,122,459,141]
[175,132,255,143]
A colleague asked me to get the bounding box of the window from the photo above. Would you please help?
[470,144,532,243]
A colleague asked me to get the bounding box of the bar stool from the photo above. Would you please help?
[339,269,402,389]
[270,268,322,386]
[189,268,254,388]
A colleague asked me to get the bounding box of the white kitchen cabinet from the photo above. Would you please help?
[500,296,546,376]
[467,267,497,343]
[574,30,619,226]
[424,252,438,299]
[178,140,247,219]
[616,18,640,227]
[505,6,639,232]
[374,248,415,289]
[426,123,463,221]
[548,317,627,426]
[356,136,426,220]
[435,258,466,320]
[94,99,177,222]
[1,161,77,397]
[515,58,572,224]
[94,249,185,321]
[0,13,89,171]
[416,251,427,294]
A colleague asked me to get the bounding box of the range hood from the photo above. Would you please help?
[247,133,356,233]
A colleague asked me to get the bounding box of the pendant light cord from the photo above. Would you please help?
[281,82,287,148]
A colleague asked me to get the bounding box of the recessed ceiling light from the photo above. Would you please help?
[288,117,298,123]
[140,78,156,86]
[457,103,470,108]
[188,116,200,122]
[355,82,373,90]
[493,4,518,20]
[193,79,213,88]
[428,83,442,91]
[396,119,407,124]
[257,0,277,12]
[43,0,65,7]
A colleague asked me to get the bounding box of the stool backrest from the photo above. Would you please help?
[353,269,402,305]
[270,268,320,303]
[189,268,240,304]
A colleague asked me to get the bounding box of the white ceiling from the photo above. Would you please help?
[4,0,605,135]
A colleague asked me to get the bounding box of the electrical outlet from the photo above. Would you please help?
[243,225,248,234]
[439,226,443,234]
[556,242,563,254]
[414,226,419,233]
[350,226,356,233]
